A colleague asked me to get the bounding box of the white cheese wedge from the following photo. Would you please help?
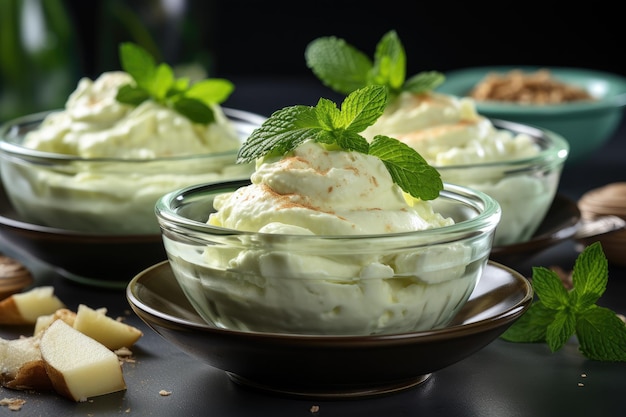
[40,320,126,402]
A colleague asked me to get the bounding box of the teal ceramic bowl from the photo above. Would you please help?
[436,66,626,165]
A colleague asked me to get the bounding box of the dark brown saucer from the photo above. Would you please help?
[0,183,165,289]
[126,260,533,399]
[490,194,581,266]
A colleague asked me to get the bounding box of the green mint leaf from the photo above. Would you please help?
[237,85,442,201]
[115,85,150,106]
[314,97,343,131]
[369,30,406,94]
[531,267,570,310]
[169,77,190,95]
[116,42,232,125]
[576,306,626,361]
[305,30,444,101]
[173,98,215,124]
[369,135,442,201]
[338,83,388,133]
[238,86,386,163]
[501,242,626,362]
[238,105,323,163]
[404,71,446,94]
[571,240,608,309]
[185,79,235,105]
[330,131,370,154]
[119,42,156,89]
[545,309,576,352]
[305,36,372,95]
[150,63,175,100]
[500,301,555,342]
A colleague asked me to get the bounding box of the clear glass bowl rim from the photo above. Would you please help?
[155,180,502,242]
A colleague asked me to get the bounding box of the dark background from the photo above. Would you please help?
[2,0,624,120]
[63,0,624,79]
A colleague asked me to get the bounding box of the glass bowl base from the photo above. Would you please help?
[226,372,432,399]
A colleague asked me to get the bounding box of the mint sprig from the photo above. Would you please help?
[115,42,234,124]
[237,85,442,201]
[501,241,626,362]
[305,30,445,101]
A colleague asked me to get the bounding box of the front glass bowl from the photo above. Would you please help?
[0,108,265,235]
[155,181,501,336]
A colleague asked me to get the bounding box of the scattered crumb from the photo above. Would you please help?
[125,408,131,413]
[578,382,585,387]
[310,405,320,413]
[159,390,172,396]
[115,347,134,357]
[0,397,26,411]
[581,373,587,378]
[116,347,137,365]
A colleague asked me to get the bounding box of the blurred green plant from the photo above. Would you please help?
[0,0,217,123]
[0,0,78,122]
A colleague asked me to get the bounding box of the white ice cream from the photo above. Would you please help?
[23,71,241,158]
[3,71,257,234]
[164,141,494,335]
[208,140,452,235]
[362,91,562,246]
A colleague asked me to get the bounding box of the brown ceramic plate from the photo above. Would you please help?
[0,181,166,288]
[490,193,581,266]
[126,260,533,399]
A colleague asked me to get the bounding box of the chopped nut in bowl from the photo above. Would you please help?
[0,43,265,287]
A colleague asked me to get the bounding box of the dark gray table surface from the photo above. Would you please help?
[1,78,625,416]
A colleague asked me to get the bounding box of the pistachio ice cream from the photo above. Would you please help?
[160,139,500,335]
[363,91,566,246]
[305,31,568,247]
[0,71,260,234]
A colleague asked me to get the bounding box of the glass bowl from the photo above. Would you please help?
[434,119,569,247]
[155,180,501,336]
[0,108,265,235]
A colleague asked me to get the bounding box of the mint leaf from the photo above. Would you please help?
[119,42,156,89]
[546,309,576,352]
[115,85,150,106]
[369,135,442,201]
[237,105,324,162]
[305,30,444,101]
[237,85,442,201]
[116,42,233,125]
[337,83,388,133]
[577,306,626,361]
[531,267,569,310]
[404,71,446,94]
[173,98,215,124]
[369,30,406,92]
[571,240,608,309]
[500,242,626,362]
[304,36,372,95]
[500,301,554,342]
[185,79,234,106]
